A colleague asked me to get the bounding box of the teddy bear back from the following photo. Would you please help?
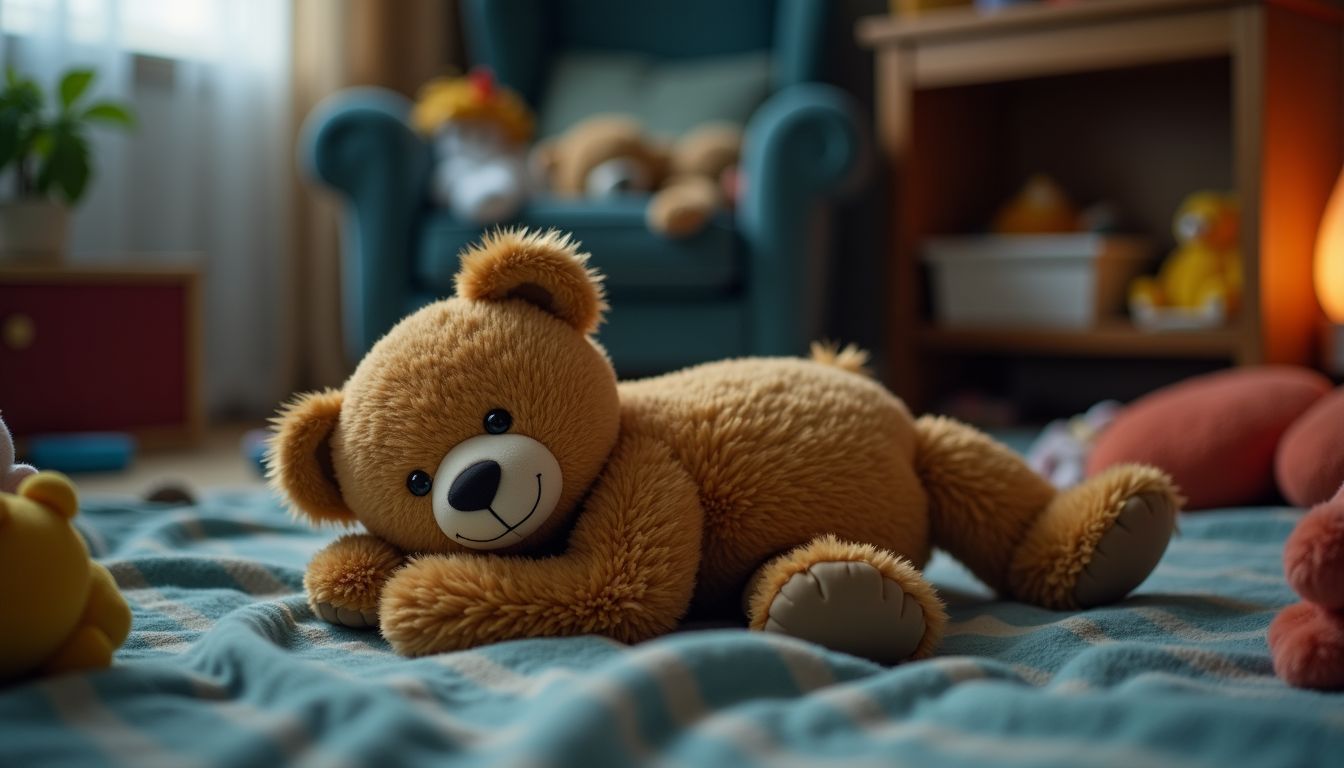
[616,349,928,605]
[0,473,95,680]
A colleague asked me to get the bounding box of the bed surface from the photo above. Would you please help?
[1,490,1340,767]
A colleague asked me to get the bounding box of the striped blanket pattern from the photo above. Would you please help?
[0,491,1340,767]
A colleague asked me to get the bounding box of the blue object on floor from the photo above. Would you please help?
[25,433,135,473]
[242,428,271,477]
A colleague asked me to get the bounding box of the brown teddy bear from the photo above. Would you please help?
[532,116,740,239]
[270,229,1181,663]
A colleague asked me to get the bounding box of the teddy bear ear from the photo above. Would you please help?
[19,472,79,520]
[268,389,356,525]
[455,228,608,334]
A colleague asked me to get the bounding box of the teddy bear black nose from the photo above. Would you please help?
[448,460,502,511]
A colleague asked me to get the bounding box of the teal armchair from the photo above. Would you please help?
[303,0,865,373]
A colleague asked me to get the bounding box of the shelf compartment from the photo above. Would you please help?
[918,322,1243,358]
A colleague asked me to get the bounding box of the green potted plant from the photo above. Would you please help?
[0,67,134,262]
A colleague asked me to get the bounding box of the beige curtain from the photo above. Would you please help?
[288,0,463,392]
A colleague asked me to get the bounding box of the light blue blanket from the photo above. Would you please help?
[1,491,1340,767]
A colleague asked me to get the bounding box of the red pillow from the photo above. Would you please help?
[1276,386,1344,508]
[1087,367,1331,509]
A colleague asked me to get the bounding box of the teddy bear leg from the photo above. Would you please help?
[913,415,1179,610]
[1006,466,1179,610]
[744,535,947,664]
[305,533,405,629]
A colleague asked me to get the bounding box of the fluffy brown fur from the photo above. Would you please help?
[270,227,1181,661]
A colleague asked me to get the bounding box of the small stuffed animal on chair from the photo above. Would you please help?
[1269,483,1344,690]
[412,69,535,224]
[532,116,741,239]
[270,228,1181,663]
[0,472,131,682]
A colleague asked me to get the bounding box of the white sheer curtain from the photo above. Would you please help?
[0,0,293,417]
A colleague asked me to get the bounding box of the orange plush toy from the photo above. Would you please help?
[1269,483,1344,690]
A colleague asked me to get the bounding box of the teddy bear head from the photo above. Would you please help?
[270,229,621,556]
[0,472,93,678]
[533,115,670,198]
[1173,192,1239,251]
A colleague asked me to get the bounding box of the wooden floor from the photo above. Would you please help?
[71,423,267,499]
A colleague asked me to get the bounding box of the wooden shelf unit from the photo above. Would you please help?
[857,0,1344,409]
[918,323,1244,358]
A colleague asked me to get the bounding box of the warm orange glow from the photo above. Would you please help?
[1318,168,1344,322]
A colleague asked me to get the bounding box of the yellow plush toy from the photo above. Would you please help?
[0,473,131,682]
[270,228,1180,664]
[1130,192,1242,328]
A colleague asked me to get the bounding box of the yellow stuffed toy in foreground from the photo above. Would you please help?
[0,472,131,682]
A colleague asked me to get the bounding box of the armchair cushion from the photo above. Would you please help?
[415,199,741,297]
[537,51,772,137]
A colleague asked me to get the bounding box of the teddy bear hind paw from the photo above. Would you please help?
[1072,493,1177,608]
[762,561,928,665]
[313,600,380,629]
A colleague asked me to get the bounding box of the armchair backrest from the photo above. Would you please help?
[461,0,828,133]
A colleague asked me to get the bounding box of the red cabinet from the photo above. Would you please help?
[0,266,203,446]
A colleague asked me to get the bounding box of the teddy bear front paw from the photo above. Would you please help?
[303,534,404,630]
[312,601,380,629]
[762,561,932,665]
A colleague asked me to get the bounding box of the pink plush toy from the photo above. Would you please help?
[1269,482,1344,690]
[1,415,37,494]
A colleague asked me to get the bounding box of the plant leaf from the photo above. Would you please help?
[58,69,95,109]
[36,125,91,204]
[83,101,134,128]
[29,128,53,157]
[3,79,42,113]
[0,108,19,170]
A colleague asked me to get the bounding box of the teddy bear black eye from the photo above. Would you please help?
[406,470,433,497]
[483,408,512,434]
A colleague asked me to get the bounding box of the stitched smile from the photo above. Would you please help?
[454,474,544,543]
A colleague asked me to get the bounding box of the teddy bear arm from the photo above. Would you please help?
[305,533,405,628]
[380,434,704,655]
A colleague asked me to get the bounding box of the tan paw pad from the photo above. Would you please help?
[763,561,926,665]
[1073,493,1176,607]
[314,600,379,629]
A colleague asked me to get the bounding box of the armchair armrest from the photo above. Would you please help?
[738,83,867,355]
[300,88,433,362]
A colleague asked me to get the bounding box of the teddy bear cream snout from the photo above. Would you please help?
[431,433,563,550]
